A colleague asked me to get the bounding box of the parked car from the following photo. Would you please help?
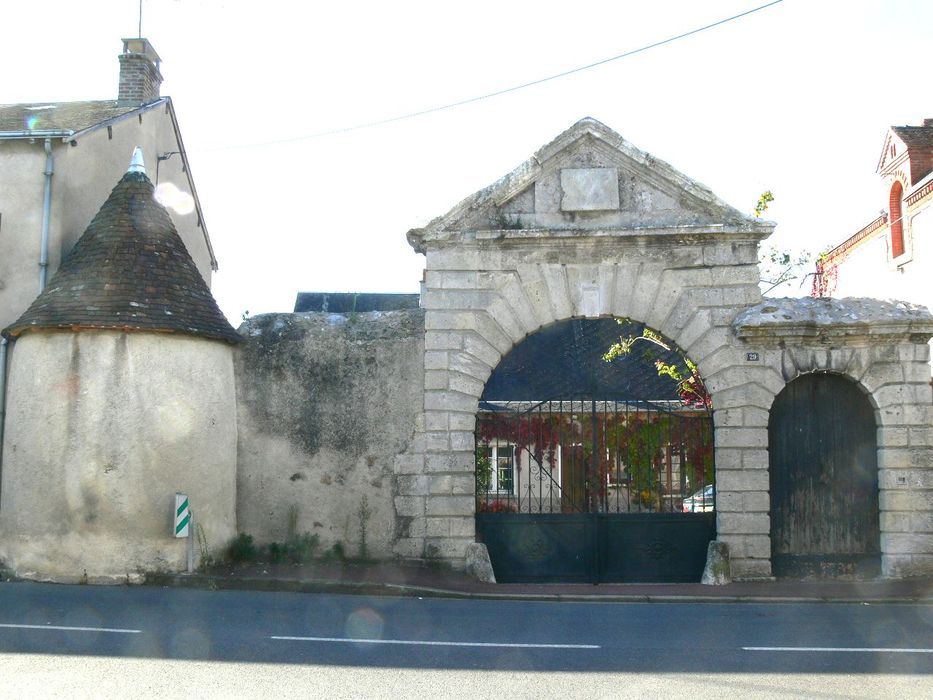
[682,484,714,512]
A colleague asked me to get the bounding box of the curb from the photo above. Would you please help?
[147,572,933,605]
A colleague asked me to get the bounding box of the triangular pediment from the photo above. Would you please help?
[876,129,908,177]
[409,118,770,251]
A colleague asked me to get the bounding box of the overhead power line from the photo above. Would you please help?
[215,0,785,151]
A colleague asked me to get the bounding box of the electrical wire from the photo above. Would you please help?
[207,0,785,151]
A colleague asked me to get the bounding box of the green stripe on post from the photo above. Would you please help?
[176,498,189,517]
[175,513,191,536]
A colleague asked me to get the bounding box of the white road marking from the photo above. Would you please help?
[272,635,599,649]
[0,623,140,634]
[743,646,933,654]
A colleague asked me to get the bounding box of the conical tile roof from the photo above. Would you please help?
[3,152,240,343]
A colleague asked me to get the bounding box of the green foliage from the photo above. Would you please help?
[196,523,213,569]
[603,320,710,408]
[226,507,321,566]
[290,533,321,563]
[475,445,492,493]
[323,542,346,561]
[753,190,774,218]
[267,532,320,564]
[226,533,258,563]
[268,505,321,563]
[267,541,287,564]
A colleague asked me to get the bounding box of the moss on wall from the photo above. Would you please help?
[234,309,425,558]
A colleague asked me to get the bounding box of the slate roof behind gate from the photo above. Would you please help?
[480,318,685,404]
[2,169,240,343]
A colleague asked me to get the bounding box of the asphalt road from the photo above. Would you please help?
[1,582,932,697]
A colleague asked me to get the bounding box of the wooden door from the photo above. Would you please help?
[769,373,880,578]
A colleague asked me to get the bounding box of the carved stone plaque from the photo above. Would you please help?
[560,168,620,211]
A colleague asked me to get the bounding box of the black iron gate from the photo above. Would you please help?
[769,373,880,579]
[474,318,716,583]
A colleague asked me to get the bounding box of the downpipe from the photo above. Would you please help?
[39,138,54,292]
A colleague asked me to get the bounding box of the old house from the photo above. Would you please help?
[0,38,215,333]
[814,118,933,320]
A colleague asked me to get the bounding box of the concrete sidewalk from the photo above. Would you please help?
[150,560,933,604]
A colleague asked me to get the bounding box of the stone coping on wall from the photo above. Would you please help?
[734,297,933,344]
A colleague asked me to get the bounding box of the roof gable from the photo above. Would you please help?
[409,118,768,252]
[877,123,933,185]
[877,129,909,177]
[0,98,216,272]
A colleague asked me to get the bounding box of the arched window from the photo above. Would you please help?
[889,180,905,258]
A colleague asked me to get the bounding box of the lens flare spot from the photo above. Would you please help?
[25,115,39,130]
[156,400,195,442]
[345,607,384,641]
[154,182,195,215]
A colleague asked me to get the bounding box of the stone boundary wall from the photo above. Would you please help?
[234,310,424,560]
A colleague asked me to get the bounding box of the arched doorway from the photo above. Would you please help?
[474,318,715,583]
[769,373,880,578]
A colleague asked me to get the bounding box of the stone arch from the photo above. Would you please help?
[420,261,765,572]
[769,349,884,430]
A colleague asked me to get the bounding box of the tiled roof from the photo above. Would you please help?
[892,125,933,151]
[0,100,155,134]
[3,167,240,343]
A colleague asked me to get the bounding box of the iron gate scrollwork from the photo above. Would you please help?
[474,318,716,583]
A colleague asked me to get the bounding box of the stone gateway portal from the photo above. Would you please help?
[404,118,933,581]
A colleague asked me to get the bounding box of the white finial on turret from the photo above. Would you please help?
[128,146,146,174]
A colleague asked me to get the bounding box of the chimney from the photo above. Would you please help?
[924,118,933,128]
[118,38,163,106]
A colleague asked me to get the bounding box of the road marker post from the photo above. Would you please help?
[174,493,194,573]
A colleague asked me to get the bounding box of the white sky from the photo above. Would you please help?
[1,0,930,323]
